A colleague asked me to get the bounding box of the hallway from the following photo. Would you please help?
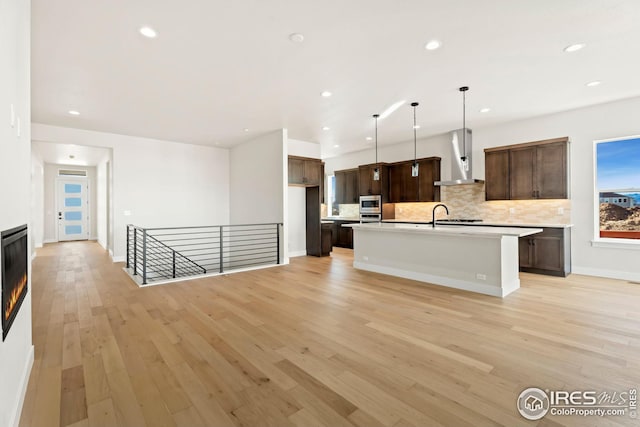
[18,241,640,427]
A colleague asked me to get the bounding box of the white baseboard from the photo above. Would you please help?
[10,345,34,427]
[572,266,640,282]
[288,250,307,258]
[43,239,56,244]
[110,250,125,263]
[31,251,36,262]
[353,261,518,298]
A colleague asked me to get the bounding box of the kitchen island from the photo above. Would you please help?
[346,223,542,297]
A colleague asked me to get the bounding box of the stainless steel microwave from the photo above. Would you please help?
[359,195,382,214]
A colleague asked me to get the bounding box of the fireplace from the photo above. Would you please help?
[2,224,28,341]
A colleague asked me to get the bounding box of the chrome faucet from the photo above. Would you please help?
[432,203,449,228]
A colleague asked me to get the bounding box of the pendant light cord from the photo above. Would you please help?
[462,89,466,159]
[373,114,379,164]
[459,86,469,161]
[413,105,417,162]
[410,102,419,164]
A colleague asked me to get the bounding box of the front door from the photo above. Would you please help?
[57,179,89,241]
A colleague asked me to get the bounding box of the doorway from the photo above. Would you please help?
[56,178,89,241]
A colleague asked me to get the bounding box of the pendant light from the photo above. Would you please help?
[410,102,419,177]
[459,86,469,166]
[373,114,380,181]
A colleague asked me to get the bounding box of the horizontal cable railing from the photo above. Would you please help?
[126,223,282,285]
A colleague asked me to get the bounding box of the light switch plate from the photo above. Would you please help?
[124,210,132,216]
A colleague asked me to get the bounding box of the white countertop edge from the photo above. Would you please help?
[346,222,542,237]
[382,219,573,228]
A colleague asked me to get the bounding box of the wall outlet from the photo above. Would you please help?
[509,208,515,215]
[557,207,564,215]
[476,273,487,280]
[123,210,132,216]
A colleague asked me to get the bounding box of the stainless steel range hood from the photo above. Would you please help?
[434,128,484,186]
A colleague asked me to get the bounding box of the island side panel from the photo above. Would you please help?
[352,228,520,297]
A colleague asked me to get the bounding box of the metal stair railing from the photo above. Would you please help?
[126,223,282,285]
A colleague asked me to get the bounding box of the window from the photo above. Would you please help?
[326,175,336,216]
[595,135,640,241]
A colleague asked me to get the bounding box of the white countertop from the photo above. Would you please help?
[321,216,360,221]
[347,222,542,238]
[382,219,573,228]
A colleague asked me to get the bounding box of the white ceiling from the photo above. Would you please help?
[32,0,640,157]
[32,141,110,166]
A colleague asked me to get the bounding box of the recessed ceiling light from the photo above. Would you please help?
[322,126,330,131]
[321,91,332,97]
[243,128,249,132]
[564,43,585,52]
[425,40,441,50]
[365,136,373,141]
[586,80,601,87]
[289,33,304,43]
[68,110,80,115]
[479,107,491,113]
[379,100,406,120]
[139,26,157,38]
[333,144,340,148]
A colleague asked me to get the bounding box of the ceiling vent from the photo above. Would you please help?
[58,169,87,177]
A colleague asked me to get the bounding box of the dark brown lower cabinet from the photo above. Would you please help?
[337,225,353,249]
[328,220,358,249]
[321,223,332,256]
[519,227,571,277]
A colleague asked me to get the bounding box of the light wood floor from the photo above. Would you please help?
[19,241,640,427]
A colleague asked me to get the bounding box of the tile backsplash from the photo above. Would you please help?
[338,204,359,218]
[393,183,572,224]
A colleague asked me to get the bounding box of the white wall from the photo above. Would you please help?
[96,156,108,249]
[287,139,322,257]
[229,130,287,259]
[473,96,640,281]
[31,124,230,261]
[324,132,451,177]
[288,138,321,159]
[42,164,98,242]
[30,153,44,249]
[287,188,307,256]
[0,0,33,426]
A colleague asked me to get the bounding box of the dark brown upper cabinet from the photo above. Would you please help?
[388,157,441,203]
[484,150,510,200]
[484,137,568,201]
[288,156,323,186]
[417,157,441,202]
[359,163,390,202]
[334,168,359,205]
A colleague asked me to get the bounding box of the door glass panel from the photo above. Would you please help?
[65,183,82,193]
[64,211,83,221]
[65,225,82,235]
[65,197,82,207]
